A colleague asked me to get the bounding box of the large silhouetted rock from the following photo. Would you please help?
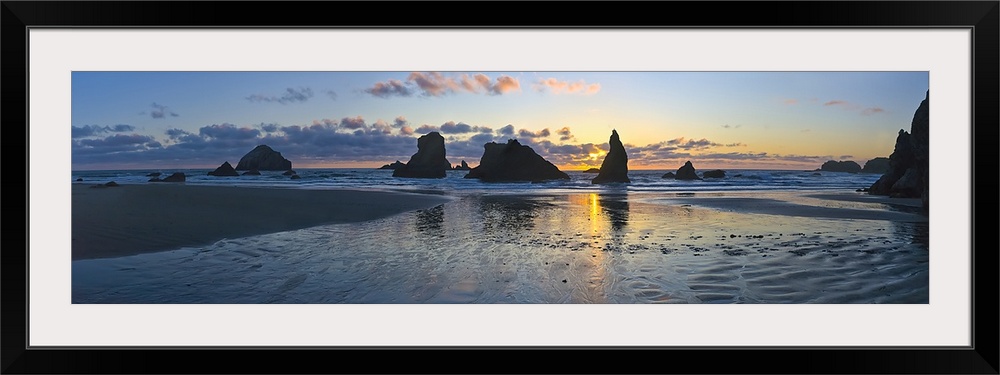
[869,91,929,211]
[592,130,630,184]
[393,132,451,178]
[235,145,292,171]
[453,160,472,170]
[820,160,862,173]
[861,157,891,174]
[675,161,701,180]
[464,139,570,182]
[208,161,239,176]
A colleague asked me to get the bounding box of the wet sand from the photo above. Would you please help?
[71,183,452,260]
[72,189,929,304]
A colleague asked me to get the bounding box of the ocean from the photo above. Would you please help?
[71,168,884,195]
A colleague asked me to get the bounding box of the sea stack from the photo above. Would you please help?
[235,145,292,171]
[868,90,929,211]
[675,161,701,180]
[207,161,240,176]
[393,132,451,178]
[819,160,862,173]
[464,139,570,182]
[591,129,630,184]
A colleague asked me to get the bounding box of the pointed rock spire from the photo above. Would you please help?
[592,129,630,184]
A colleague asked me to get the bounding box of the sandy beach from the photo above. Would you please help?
[72,184,929,304]
[71,183,451,260]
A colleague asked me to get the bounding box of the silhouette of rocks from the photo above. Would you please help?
[592,129,630,184]
[869,91,929,211]
[583,168,601,173]
[393,132,451,178]
[675,161,701,180]
[161,172,186,182]
[703,170,726,178]
[820,160,862,173]
[661,172,675,179]
[235,145,292,171]
[242,169,261,176]
[465,139,570,182]
[208,161,239,176]
[861,157,890,174]
[290,174,301,180]
[282,170,296,176]
[148,177,162,182]
[453,160,472,170]
[379,160,405,170]
[90,181,119,188]
[75,178,83,182]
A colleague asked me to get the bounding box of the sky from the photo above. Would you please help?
[71,71,928,171]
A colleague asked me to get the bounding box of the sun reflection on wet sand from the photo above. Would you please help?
[73,191,929,304]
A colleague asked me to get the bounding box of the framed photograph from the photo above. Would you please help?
[7,1,997,373]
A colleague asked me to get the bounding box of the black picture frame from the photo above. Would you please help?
[4,1,997,374]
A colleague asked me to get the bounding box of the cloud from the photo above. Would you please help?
[721,124,742,129]
[415,124,438,134]
[533,78,601,95]
[824,100,886,116]
[150,102,179,118]
[665,137,720,150]
[491,75,521,95]
[71,124,136,138]
[438,121,492,134]
[497,124,515,136]
[393,116,409,128]
[862,107,885,115]
[324,90,338,100]
[246,87,314,104]
[372,120,393,134]
[399,125,415,135]
[556,127,575,142]
[518,128,551,139]
[339,116,367,130]
[365,79,412,98]
[259,123,280,133]
[199,123,262,140]
[77,133,155,148]
[364,72,521,98]
[784,99,799,105]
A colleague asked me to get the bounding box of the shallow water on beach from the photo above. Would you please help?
[73,191,928,304]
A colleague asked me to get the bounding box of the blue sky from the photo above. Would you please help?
[71,71,928,170]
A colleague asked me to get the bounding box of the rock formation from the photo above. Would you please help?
[161,172,185,182]
[464,139,570,182]
[583,168,601,173]
[861,157,890,174]
[242,169,261,176]
[379,160,405,170]
[235,145,292,171]
[820,160,862,173]
[208,161,240,176]
[282,170,296,176]
[453,160,472,170]
[702,170,726,178]
[675,161,701,180]
[661,172,675,179]
[869,91,929,211]
[393,132,451,178]
[591,130,630,184]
